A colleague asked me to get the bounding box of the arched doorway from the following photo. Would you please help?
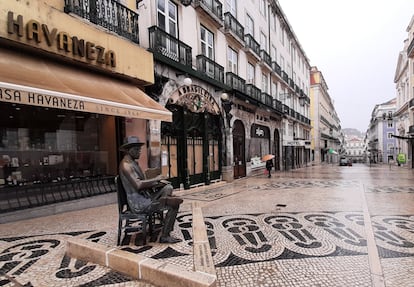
[233,120,246,178]
[160,85,223,189]
[274,129,280,171]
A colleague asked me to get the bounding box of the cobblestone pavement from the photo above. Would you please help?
[0,163,413,286]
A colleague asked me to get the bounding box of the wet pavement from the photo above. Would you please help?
[0,163,413,286]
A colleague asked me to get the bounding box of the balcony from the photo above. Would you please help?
[261,92,273,107]
[193,0,223,28]
[408,37,414,58]
[273,99,283,112]
[148,26,192,67]
[244,34,261,59]
[226,72,246,93]
[260,50,272,69]
[409,98,414,109]
[288,78,295,89]
[224,12,244,45]
[281,71,289,83]
[271,61,281,76]
[196,55,224,83]
[283,104,290,114]
[64,0,139,44]
[409,125,414,134]
[246,84,261,101]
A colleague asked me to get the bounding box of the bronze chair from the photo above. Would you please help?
[115,176,153,245]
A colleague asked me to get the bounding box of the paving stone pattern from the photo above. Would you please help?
[0,165,414,286]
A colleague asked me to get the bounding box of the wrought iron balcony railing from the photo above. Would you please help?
[272,61,281,75]
[409,125,414,134]
[193,0,223,26]
[409,97,414,108]
[281,71,289,83]
[283,104,290,114]
[261,92,273,107]
[288,78,295,89]
[260,50,272,67]
[64,0,139,44]
[226,72,246,93]
[246,84,261,101]
[224,12,244,43]
[196,55,224,83]
[408,37,414,58]
[273,99,283,112]
[148,26,192,67]
[244,34,260,57]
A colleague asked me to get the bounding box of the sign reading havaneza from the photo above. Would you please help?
[6,11,116,68]
[0,86,85,110]
[0,85,147,119]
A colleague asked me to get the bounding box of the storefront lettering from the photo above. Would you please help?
[7,11,116,67]
[171,85,221,115]
[0,87,85,111]
[0,88,21,101]
[28,93,85,110]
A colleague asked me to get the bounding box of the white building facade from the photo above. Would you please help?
[395,14,414,168]
[137,0,312,188]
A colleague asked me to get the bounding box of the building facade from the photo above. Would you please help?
[366,99,397,163]
[138,0,312,188]
[395,14,414,168]
[344,137,364,163]
[0,0,315,214]
[0,0,172,212]
[310,66,342,164]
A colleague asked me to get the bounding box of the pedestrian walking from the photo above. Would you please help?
[266,159,273,178]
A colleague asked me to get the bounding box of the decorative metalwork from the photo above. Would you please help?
[196,55,224,83]
[64,0,139,44]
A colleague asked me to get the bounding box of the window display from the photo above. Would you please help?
[0,103,117,187]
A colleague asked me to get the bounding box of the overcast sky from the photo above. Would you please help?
[277,0,414,132]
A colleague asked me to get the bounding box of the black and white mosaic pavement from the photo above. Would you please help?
[1,211,413,286]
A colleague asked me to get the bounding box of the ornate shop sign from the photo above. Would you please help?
[168,85,221,115]
[251,124,269,138]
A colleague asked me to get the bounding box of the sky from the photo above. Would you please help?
[277,0,414,132]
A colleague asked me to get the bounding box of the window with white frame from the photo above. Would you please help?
[227,46,238,73]
[280,27,284,45]
[157,0,178,56]
[271,81,277,98]
[259,0,266,18]
[260,31,267,50]
[200,25,215,77]
[157,0,177,36]
[271,45,277,61]
[280,56,284,71]
[262,73,268,93]
[226,0,236,16]
[387,121,393,128]
[246,14,254,36]
[247,62,255,84]
[271,13,277,31]
[387,132,393,139]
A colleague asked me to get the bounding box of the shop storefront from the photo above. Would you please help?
[160,84,223,189]
[0,2,171,213]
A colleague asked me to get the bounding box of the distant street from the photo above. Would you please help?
[0,163,413,286]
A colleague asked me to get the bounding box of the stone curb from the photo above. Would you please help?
[65,202,216,287]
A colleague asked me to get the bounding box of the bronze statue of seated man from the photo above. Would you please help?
[119,136,183,244]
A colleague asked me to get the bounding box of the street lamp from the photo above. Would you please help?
[221,92,233,127]
[180,0,192,6]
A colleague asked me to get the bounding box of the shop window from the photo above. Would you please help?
[0,103,116,186]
